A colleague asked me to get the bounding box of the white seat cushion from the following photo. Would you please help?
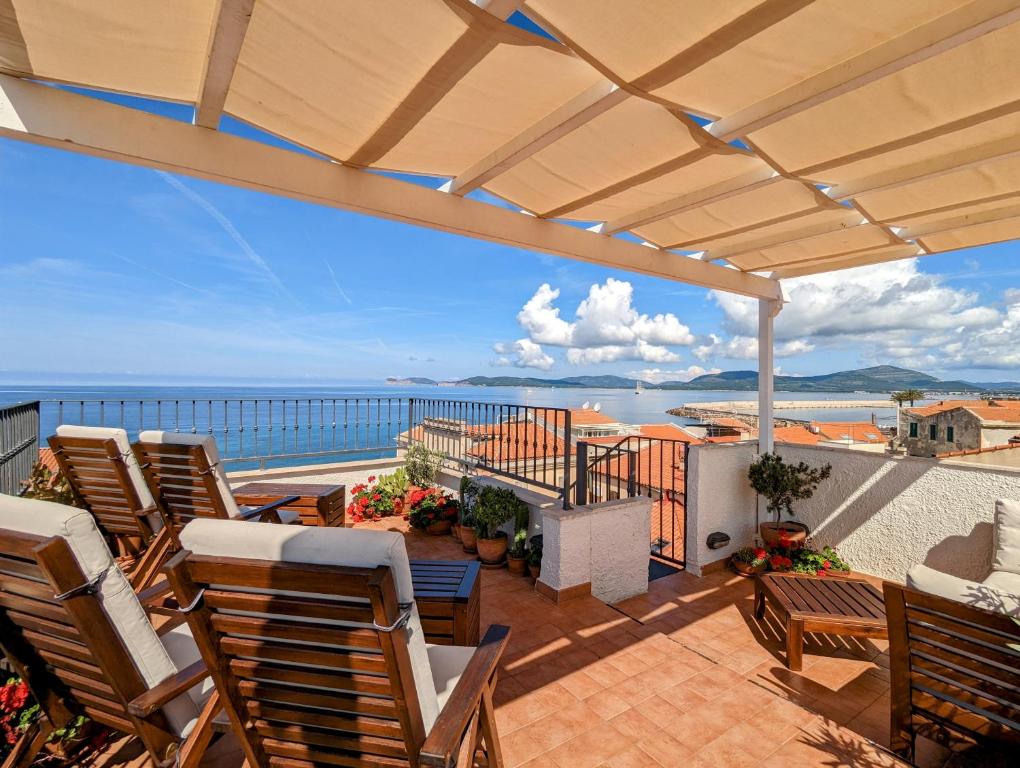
[0,494,200,736]
[427,644,474,713]
[55,425,162,533]
[906,564,1020,617]
[138,431,242,518]
[159,622,217,738]
[983,569,1020,596]
[993,499,1020,576]
[179,519,441,731]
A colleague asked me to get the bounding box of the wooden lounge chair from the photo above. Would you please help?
[133,430,301,547]
[884,581,1020,763]
[0,493,220,768]
[165,518,511,768]
[47,425,171,591]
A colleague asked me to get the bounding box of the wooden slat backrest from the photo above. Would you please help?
[134,442,233,544]
[884,582,1020,758]
[0,529,177,762]
[47,435,156,541]
[166,552,428,768]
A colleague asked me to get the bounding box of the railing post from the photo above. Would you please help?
[574,440,588,507]
[561,410,572,509]
[406,398,414,447]
[626,448,637,498]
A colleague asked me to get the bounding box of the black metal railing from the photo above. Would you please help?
[35,397,572,503]
[0,401,40,495]
[405,399,572,505]
[575,436,687,565]
[42,397,409,469]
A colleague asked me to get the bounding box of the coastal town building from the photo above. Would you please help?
[900,400,1020,457]
[566,408,635,439]
[776,422,889,453]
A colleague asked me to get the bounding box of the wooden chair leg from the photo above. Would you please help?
[178,690,221,768]
[477,679,504,768]
[753,580,766,620]
[2,719,53,768]
[786,618,804,671]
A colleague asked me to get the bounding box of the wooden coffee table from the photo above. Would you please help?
[411,559,481,646]
[232,481,345,527]
[754,572,887,670]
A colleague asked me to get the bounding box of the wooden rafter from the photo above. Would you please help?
[827,133,1020,201]
[0,74,781,299]
[703,209,866,261]
[709,0,1020,142]
[877,189,1020,227]
[898,199,1020,240]
[769,243,923,278]
[194,0,255,129]
[664,205,827,251]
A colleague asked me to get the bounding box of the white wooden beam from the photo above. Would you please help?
[704,210,867,261]
[709,0,1020,141]
[449,81,625,196]
[826,133,1020,201]
[194,0,255,129]
[0,75,781,300]
[758,299,780,453]
[769,243,923,278]
[898,199,1020,240]
[602,168,779,234]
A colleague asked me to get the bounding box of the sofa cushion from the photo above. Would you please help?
[158,622,217,737]
[992,499,1020,576]
[137,431,242,518]
[427,644,474,714]
[983,569,1020,596]
[179,519,440,732]
[906,564,1019,617]
[0,494,200,736]
[55,425,161,533]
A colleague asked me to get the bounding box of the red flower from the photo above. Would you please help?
[822,560,831,570]
[367,476,376,483]
[351,484,367,494]
[754,548,767,560]
[372,493,382,501]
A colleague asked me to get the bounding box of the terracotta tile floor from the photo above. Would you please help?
[98,520,993,768]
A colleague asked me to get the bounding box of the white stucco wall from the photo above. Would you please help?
[686,441,1020,582]
[541,497,651,604]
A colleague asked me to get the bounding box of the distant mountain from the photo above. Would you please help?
[453,366,1020,393]
[457,374,642,389]
[386,376,438,386]
[660,365,1016,393]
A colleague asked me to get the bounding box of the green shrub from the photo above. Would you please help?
[748,452,831,522]
[405,444,444,488]
[472,485,525,540]
[20,462,76,506]
[376,468,409,498]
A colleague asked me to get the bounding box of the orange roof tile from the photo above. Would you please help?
[774,425,822,445]
[638,424,702,443]
[467,420,566,463]
[569,408,619,425]
[813,422,886,444]
[906,400,1020,422]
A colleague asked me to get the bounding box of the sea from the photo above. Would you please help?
[1,384,902,471]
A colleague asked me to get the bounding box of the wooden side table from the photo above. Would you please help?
[411,559,481,646]
[754,572,887,670]
[232,482,345,527]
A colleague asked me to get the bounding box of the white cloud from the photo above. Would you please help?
[492,339,554,370]
[692,334,814,361]
[514,279,694,366]
[628,365,722,384]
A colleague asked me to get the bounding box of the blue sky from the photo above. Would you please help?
[2,92,1020,385]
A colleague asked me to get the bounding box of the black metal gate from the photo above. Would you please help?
[574,436,687,567]
[0,401,40,496]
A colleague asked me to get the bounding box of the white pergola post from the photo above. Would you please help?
[758,298,780,453]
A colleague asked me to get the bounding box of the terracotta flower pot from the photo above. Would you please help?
[507,555,526,576]
[759,521,809,548]
[528,563,540,580]
[476,535,507,565]
[461,527,477,553]
[426,520,452,536]
[732,558,766,577]
[451,523,462,542]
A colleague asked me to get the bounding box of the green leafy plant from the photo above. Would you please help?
[472,485,524,540]
[20,461,77,506]
[459,476,479,523]
[376,468,409,498]
[405,444,445,488]
[789,545,849,575]
[346,475,402,523]
[527,535,543,567]
[748,452,831,523]
[508,494,530,558]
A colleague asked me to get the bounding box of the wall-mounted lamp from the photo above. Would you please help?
[707,532,731,550]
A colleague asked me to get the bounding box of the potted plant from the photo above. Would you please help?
[455,476,479,542]
[507,491,530,576]
[406,486,459,535]
[731,546,768,577]
[460,511,478,553]
[526,535,542,580]
[748,452,831,547]
[472,485,520,566]
[790,544,850,576]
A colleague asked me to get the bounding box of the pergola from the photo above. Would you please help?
[2,0,1020,450]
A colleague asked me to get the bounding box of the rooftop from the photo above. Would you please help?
[905,399,1020,422]
[568,409,622,426]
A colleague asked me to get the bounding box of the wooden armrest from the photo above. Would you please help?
[137,579,180,617]
[420,625,510,768]
[128,660,208,718]
[237,495,301,523]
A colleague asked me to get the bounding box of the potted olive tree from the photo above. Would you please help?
[472,485,519,566]
[748,452,831,547]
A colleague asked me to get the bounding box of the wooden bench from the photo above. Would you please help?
[232,481,346,527]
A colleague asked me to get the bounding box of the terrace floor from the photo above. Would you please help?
[98,520,1000,768]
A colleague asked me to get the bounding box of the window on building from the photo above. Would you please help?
[909,422,918,438]
[947,425,955,443]
[929,424,938,440]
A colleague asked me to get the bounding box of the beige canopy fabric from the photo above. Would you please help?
[2,0,1019,280]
